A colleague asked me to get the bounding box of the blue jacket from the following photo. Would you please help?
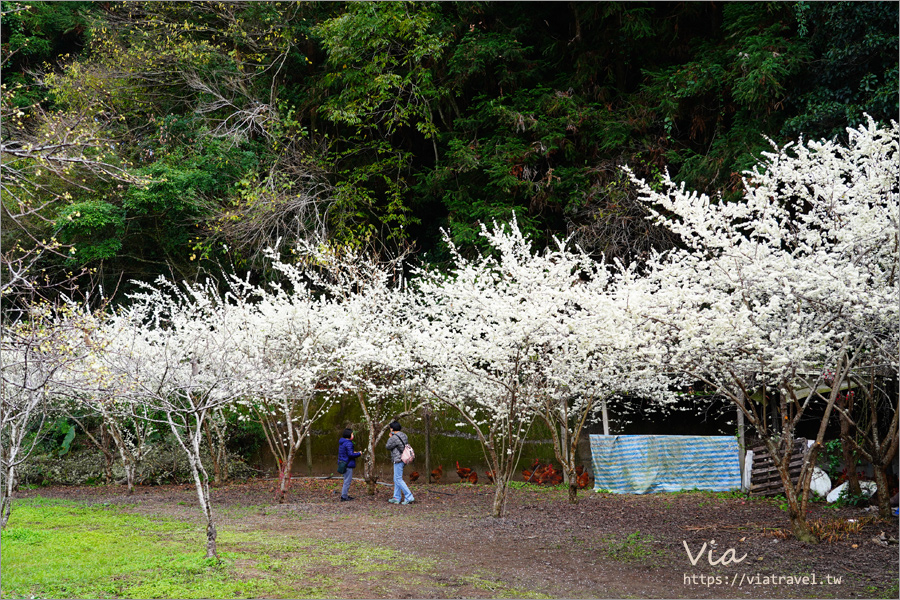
[338,437,361,469]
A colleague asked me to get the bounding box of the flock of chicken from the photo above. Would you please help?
[407,459,594,489]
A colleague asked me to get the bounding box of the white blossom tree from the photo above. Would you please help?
[828,336,899,518]
[538,292,675,504]
[409,218,614,517]
[47,309,158,496]
[280,242,426,496]
[60,383,157,495]
[627,117,899,541]
[225,261,344,504]
[0,301,94,527]
[97,277,250,558]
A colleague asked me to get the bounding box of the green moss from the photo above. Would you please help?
[602,531,663,562]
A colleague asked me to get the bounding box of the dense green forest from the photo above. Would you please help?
[2,1,897,302]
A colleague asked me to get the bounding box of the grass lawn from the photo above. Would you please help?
[3,498,286,598]
[1,496,548,599]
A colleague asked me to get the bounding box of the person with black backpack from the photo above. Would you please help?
[337,429,361,501]
[385,421,415,505]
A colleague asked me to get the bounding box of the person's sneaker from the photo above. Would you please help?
[388,498,400,504]
[401,498,415,505]
[340,496,354,501]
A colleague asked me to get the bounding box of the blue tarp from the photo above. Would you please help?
[590,434,741,494]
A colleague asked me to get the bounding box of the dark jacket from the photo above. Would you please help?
[338,438,361,469]
[385,431,409,464]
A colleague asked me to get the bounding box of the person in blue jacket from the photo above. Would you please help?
[338,428,362,501]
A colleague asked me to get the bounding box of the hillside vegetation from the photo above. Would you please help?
[2,1,897,299]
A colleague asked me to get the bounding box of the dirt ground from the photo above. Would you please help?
[17,478,900,599]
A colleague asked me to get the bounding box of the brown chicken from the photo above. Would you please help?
[456,460,472,481]
[575,465,585,476]
[430,465,443,483]
[467,471,478,484]
[576,470,592,490]
[532,463,551,485]
[486,470,495,484]
[549,464,563,486]
[522,458,540,482]
[409,471,419,482]
[531,462,563,486]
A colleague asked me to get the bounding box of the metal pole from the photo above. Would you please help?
[601,400,610,435]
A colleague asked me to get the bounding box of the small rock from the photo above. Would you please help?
[871,531,899,547]
[827,481,877,503]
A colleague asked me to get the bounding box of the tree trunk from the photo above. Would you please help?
[214,417,229,483]
[196,472,218,560]
[872,464,892,519]
[364,424,378,496]
[837,394,863,497]
[564,463,579,504]
[275,460,286,504]
[568,482,579,504]
[782,474,817,543]
[491,477,507,518]
[770,443,817,543]
[124,462,136,496]
[276,445,296,504]
[559,425,570,486]
[0,464,15,529]
[186,447,218,559]
[787,506,816,543]
[109,423,136,496]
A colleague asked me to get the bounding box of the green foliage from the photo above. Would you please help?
[223,407,266,460]
[0,1,99,102]
[446,30,530,93]
[310,2,453,247]
[324,137,419,247]
[507,481,565,493]
[834,487,870,508]
[38,418,78,457]
[1,1,897,289]
[55,201,125,262]
[820,439,844,480]
[313,1,450,137]
[784,1,899,140]
[639,3,808,196]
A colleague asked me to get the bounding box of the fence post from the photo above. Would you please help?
[425,408,431,484]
